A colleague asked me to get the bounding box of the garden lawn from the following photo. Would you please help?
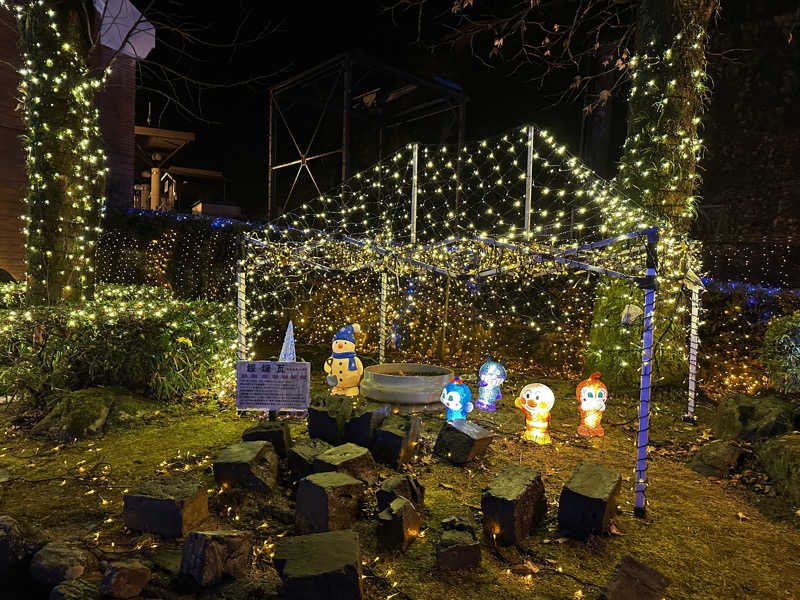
[0,374,798,600]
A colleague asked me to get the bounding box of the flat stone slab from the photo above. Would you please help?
[213,441,278,493]
[273,530,362,600]
[603,555,671,600]
[436,518,480,571]
[242,421,293,457]
[100,559,151,599]
[376,474,425,512]
[30,541,96,588]
[377,497,421,552]
[313,443,377,485]
[433,419,494,464]
[481,464,546,546]
[0,514,49,574]
[124,475,209,538]
[180,530,252,587]
[343,406,390,448]
[371,414,422,468]
[288,438,333,479]
[50,578,101,600]
[558,461,621,540]
[295,472,364,534]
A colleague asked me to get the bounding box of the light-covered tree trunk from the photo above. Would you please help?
[11,0,106,304]
[586,0,715,389]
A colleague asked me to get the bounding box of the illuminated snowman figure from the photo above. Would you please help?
[515,383,555,444]
[476,357,507,411]
[324,324,364,396]
[576,372,607,437]
[440,376,474,422]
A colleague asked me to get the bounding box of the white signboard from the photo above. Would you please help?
[235,361,310,412]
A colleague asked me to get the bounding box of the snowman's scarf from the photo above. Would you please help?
[332,351,358,370]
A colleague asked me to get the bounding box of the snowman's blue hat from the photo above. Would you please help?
[333,324,357,344]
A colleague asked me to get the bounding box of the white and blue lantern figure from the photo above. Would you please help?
[476,356,507,411]
[440,376,474,422]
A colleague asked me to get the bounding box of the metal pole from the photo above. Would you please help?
[524,124,534,240]
[379,270,387,364]
[410,142,419,244]
[267,89,276,221]
[440,277,450,360]
[341,55,352,185]
[686,285,700,419]
[236,258,248,362]
[635,229,658,517]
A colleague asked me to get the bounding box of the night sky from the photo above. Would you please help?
[134,0,800,259]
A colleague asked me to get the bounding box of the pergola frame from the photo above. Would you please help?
[267,52,468,221]
[241,124,704,517]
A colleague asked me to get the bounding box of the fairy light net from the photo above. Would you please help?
[239,123,661,514]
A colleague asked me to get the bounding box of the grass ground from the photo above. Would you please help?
[0,370,799,599]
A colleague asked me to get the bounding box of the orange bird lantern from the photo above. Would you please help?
[515,383,555,444]
[576,372,607,437]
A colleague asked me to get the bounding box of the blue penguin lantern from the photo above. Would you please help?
[476,356,507,411]
[440,376,473,422]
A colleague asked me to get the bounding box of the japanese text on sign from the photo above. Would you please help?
[235,361,310,412]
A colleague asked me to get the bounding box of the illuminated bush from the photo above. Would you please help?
[0,284,236,406]
[761,311,800,394]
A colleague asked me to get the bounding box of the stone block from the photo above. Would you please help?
[49,578,101,600]
[295,472,364,534]
[436,518,480,571]
[343,406,390,447]
[288,438,333,479]
[376,474,425,512]
[30,542,96,588]
[123,475,209,538]
[213,441,278,493]
[433,420,494,464]
[313,443,377,485]
[241,421,293,457]
[558,462,621,540]
[180,530,252,587]
[377,497,421,552]
[273,530,362,600]
[371,415,422,468]
[481,464,546,546]
[308,405,347,444]
[99,560,151,599]
[689,440,746,478]
[602,555,670,600]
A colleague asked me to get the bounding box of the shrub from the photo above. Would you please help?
[761,310,800,394]
[0,284,236,406]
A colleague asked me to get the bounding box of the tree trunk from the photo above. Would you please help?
[586,0,714,390]
[16,0,106,305]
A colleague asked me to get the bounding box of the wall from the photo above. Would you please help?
[0,12,137,280]
[0,12,25,279]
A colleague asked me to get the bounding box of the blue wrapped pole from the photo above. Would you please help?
[635,228,658,517]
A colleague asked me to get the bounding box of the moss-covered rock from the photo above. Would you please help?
[688,440,747,477]
[756,433,800,504]
[32,387,154,442]
[713,393,794,442]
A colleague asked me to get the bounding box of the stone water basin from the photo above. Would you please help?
[360,363,453,408]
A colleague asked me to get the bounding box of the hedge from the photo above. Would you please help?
[0,284,236,406]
